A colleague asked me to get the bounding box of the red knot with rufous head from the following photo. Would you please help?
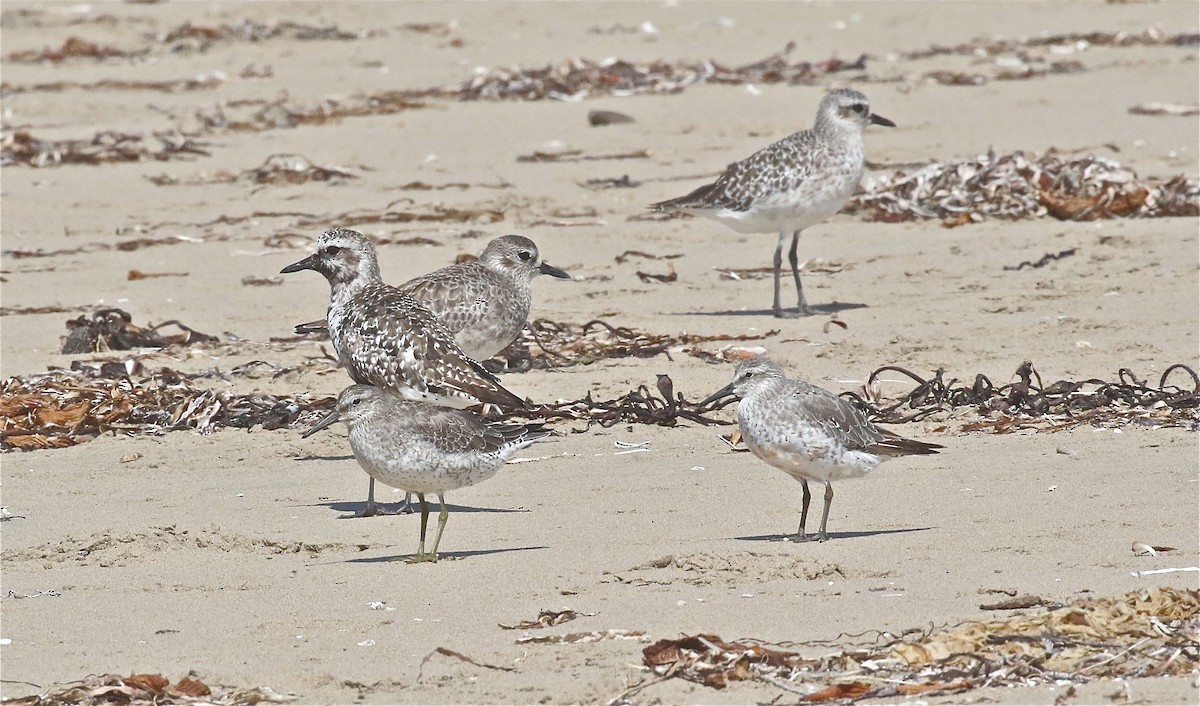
[305,384,550,563]
[651,88,895,318]
[702,356,941,542]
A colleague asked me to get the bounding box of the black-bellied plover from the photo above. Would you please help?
[305,385,550,562]
[651,89,894,318]
[702,356,941,542]
[293,234,569,360]
[282,228,530,516]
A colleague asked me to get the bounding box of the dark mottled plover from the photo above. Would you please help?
[305,385,550,562]
[282,228,530,517]
[702,356,941,542]
[294,234,569,360]
[652,89,894,318]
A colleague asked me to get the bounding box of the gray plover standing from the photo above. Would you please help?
[651,89,895,318]
[293,234,570,360]
[701,356,941,542]
[305,385,550,562]
[282,228,530,516]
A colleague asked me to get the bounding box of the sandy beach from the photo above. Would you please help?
[2,2,1198,704]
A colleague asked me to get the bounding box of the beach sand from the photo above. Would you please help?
[2,2,1197,703]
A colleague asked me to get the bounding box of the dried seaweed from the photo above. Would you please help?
[2,130,210,168]
[1002,248,1077,271]
[2,672,294,705]
[498,318,780,370]
[6,36,145,63]
[849,150,1199,224]
[630,588,1198,702]
[0,364,331,451]
[446,46,864,102]
[146,154,358,187]
[896,28,1199,61]
[0,74,225,96]
[842,360,1200,432]
[60,309,216,354]
[499,609,585,630]
[153,19,385,51]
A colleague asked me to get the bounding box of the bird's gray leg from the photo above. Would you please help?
[772,231,787,318]
[428,493,449,562]
[356,477,382,518]
[357,480,413,517]
[794,479,813,542]
[816,482,834,542]
[408,493,437,563]
[787,229,814,316]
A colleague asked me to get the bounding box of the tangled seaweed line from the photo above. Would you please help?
[446,47,863,102]
[498,318,778,370]
[503,373,729,430]
[0,365,332,451]
[844,361,1200,432]
[850,150,1199,225]
[627,588,1199,703]
[1,671,295,706]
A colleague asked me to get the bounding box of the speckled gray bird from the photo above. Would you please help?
[305,385,550,562]
[702,356,941,542]
[282,228,530,516]
[652,89,895,318]
[294,234,570,360]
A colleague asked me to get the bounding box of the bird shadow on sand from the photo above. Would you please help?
[345,545,548,564]
[734,526,933,542]
[314,500,532,518]
[682,301,868,317]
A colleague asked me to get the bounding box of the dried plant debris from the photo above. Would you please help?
[147,154,358,187]
[2,672,294,706]
[849,150,1199,224]
[2,130,210,168]
[61,309,216,355]
[895,27,1199,61]
[190,91,428,134]
[1,74,226,96]
[0,364,332,451]
[447,45,864,102]
[6,36,145,63]
[500,318,780,370]
[153,19,386,50]
[499,608,587,630]
[843,360,1200,432]
[632,588,1198,702]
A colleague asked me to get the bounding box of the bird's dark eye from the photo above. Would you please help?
[325,245,342,256]
[743,371,755,379]
[517,250,533,262]
[851,104,868,115]
[351,396,362,405]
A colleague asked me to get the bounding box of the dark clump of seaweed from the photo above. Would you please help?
[841,360,1200,432]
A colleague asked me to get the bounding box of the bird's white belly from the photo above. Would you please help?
[350,436,502,494]
[740,415,879,483]
[700,171,860,235]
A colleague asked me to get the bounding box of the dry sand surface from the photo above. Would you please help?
[2,1,1199,704]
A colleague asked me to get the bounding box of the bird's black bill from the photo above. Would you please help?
[700,383,736,409]
[294,319,328,335]
[302,409,341,438]
[870,113,896,128]
[280,254,318,274]
[539,262,571,279]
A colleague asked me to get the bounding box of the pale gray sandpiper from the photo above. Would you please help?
[294,234,570,360]
[651,89,895,318]
[305,385,550,562]
[702,356,942,542]
[282,228,529,517]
